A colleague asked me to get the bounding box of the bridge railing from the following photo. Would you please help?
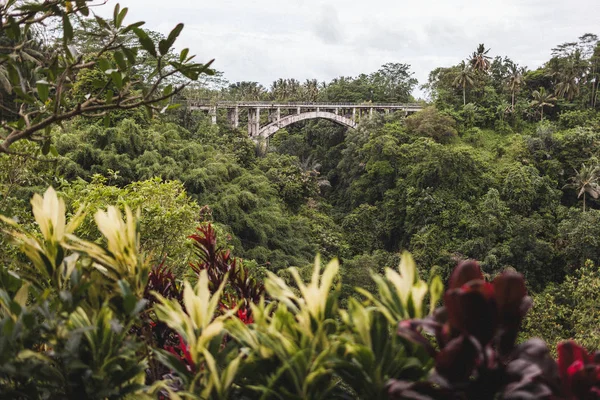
[186,100,423,108]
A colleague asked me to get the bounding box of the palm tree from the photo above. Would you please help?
[556,51,587,101]
[301,79,319,101]
[530,87,556,121]
[547,50,588,101]
[470,44,492,73]
[555,70,581,101]
[287,78,301,100]
[236,82,266,100]
[453,61,475,105]
[507,65,525,109]
[564,164,600,211]
[271,78,302,101]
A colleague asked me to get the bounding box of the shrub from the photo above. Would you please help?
[558,109,597,129]
[390,260,560,399]
[63,175,200,267]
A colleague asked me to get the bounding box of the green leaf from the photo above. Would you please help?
[105,90,114,105]
[7,17,20,41]
[201,59,216,73]
[154,349,191,379]
[7,64,20,86]
[159,23,184,55]
[114,51,127,70]
[98,58,111,72]
[37,80,49,102]
[63,15,74,44]
[113,4,121,27]
[49,145,58,157]
[122,21,145,34]
[79,5,89,17]
[42,140,51,155]
[117,8,129,29]
[132,27,157,57]
[123,47,137,64]
[94,15,111,31]
[9,300,21,316]
[429,275,444,315]
[180,48,189,62]
[111,71,123,90]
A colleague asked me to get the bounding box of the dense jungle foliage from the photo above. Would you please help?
[4,1,600,399]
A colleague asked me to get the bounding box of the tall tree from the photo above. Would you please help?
[564,164,600,211]
[554,50,588,101]
[369,62,417,102]
[270,78,301,101]
[507,64,525,109]
[301,79,320,102]
[453,61,475,105]
[591,43,600,108]
[227,81,266,101]
[469,44,492,73]
[530,87,556,121]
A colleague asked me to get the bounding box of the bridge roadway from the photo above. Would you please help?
[187,101,423,139]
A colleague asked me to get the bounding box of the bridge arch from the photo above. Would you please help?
[258,111,357,139]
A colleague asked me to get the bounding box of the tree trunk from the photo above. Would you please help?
[584,192,587,212]
[512,90,515,109]
[463,85,466,106]
[591,74,596,108]
[540,107,544,121]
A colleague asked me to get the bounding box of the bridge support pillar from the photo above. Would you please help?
[248,107,260,137]
[209,106,217,125]
[297,107,301,114]
[227,107,239,129]
[369,107,373,118]
[352,108,356,121]
[276,107,281,121]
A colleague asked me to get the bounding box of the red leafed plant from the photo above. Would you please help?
[144,263,183,346]
[140,262,185,382]
[189,224,264,321]
[558,340,600,399]
[388,260,561,399]
[142,224,265,385]
[145,262,183,308]
[165,334,196,373]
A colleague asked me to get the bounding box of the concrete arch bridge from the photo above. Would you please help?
[188,101,423,139]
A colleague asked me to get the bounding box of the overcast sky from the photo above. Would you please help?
[99,0,600,98]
